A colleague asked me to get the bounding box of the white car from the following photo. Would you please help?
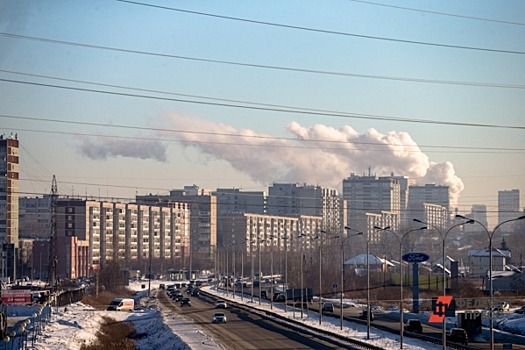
[215,300,227,309]
[212,312,227,323]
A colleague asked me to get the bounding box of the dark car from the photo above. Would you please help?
[514,306,525,314]
[190,289,200,297]
[180,298,191,307]
[404,319,423,334]
[322,302,334,313]
[449,328,468,345]
[359,309,374,321]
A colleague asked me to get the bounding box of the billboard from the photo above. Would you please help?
[0,289,31,305]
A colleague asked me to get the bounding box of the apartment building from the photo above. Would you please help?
[408,184,450,229]
[342,173,401,239]
[33,198,192,279]
[218,212,323,256]
[267,183,342,233]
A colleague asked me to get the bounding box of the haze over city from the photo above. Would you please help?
[1,0,524,228]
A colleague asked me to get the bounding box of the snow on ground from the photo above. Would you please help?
[12,281,525,350]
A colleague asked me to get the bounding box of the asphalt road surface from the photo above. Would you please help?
[158,290,360,350]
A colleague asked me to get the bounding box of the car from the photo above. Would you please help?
[404,319,423,334]
[515,306,525,314]
[359,310,374,321]
[322,302,334,313]
[449,328,468,345]
[215,300,227,309]
[190,289,200,297]
[212,312,227,323]
[180,298,191,307]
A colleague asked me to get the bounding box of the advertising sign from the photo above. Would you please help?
[402,252,430,263]
[0,289,31,305]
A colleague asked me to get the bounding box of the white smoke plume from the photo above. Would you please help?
[164,115,464,205]
[78,136,167,162]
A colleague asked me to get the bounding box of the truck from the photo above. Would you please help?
[106,298,135,311]
[456,311,482,340]
[273,288,313,302]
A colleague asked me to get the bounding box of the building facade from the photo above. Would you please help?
[408,184,450,229]
[267,183,342,233]
[342,173,401,236]
[498,189,520,232]
[0,134,19,282]
[32,198,193,279]
[137,185,217,269]
[0,134,19,245]
[218,212,323,256]
[214,188,266,215]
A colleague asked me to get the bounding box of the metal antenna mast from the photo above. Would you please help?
[48,175,58,290]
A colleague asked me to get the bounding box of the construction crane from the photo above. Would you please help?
[47,175,58,290]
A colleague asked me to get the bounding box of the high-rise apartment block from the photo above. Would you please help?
[46,198,191,279]
[0,134,19,282]
[267,183,342,233]
[0,134,19,245]
[498,189,520,223]
[214,188,266,215]
[408,184,450,229]
[137,185,217,266]
[218,212,323,256]
[342,174,401,237]
[464,204,488,235]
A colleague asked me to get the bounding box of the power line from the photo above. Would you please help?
[1,36,523,90]
[5,123,525,154]
[116,0,525,55]
[1,79,524,131]
[347,0,525,26]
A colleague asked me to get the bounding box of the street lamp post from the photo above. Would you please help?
[456,214,525,350]
[298,233,306,319]
[258,236,263,306]
[414,218,473,350]
[251,240,255,303]
[374,225,427,349]
[317,230,338,325]
[225,247,229,296]
[269,235,275,310]
[283,235,289,313]
[346,226,371,339]
[241,240,245,301]
[340,228,363,330]
[232,243,236,299]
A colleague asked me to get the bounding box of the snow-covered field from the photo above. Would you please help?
[5,281,525,350]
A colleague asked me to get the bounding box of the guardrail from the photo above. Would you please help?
[198,287,486,350]
[199,288,385,350]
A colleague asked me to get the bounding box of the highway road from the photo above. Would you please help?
[158,289,361,350]
[319,302,525,350]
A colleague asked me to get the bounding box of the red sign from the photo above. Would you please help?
[1,290,32,305]
[429,296,453,323]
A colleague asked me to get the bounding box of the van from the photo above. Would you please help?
[107,298,134,311]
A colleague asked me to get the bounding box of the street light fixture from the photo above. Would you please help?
[341,227,363,330]
[456,214,525,350]
[374,225,427,349]
[414,217,473,350]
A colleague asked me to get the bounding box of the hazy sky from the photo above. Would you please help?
[1,0,524,228]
